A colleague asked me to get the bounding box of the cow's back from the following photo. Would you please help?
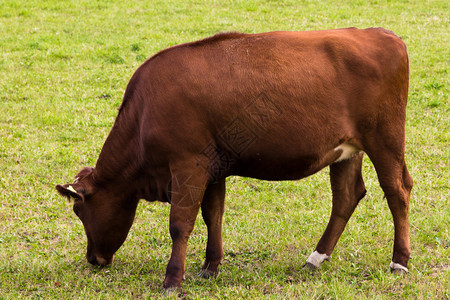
[127,28,408,180]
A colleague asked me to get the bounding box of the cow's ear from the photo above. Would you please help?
[56,184,84,202]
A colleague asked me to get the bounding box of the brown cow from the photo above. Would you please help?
[56,28,413,290]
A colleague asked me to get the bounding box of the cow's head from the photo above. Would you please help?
[56,167,137,266]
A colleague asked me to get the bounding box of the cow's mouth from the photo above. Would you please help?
[87,254,114,266]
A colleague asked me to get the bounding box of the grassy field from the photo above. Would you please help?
[0,0,448,298]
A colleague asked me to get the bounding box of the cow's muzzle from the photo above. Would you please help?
[87,254,114,266]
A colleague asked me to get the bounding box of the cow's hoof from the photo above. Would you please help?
[390,267,408,275]
[304,250,330,270]
[163,279,182,292]
[198,269,219,279]
[303,262,318,271]
[391,268,407,275]
[162,286,185,299]
[389,261,408,275]
[162,286,183,297]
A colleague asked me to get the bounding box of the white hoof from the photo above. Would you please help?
[390,261,408,273]
[306,250,331,268]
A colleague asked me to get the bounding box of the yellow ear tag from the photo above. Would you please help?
[67,185,77,193]
[67,185,78,200]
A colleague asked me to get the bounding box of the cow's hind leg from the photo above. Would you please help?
[305,152,366,269]
[368,150,413,274]
[199,179,226,278]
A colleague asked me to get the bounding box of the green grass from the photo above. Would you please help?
[0,0,448,298]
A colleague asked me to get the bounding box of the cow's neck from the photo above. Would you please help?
[93,104,143,193]
[91,102,170,203]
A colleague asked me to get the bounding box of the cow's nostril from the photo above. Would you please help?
[87,254,98,265]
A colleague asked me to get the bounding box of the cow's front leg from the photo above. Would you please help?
[305,153,366,269]
[199,179,226,278]
[163,169,208,290]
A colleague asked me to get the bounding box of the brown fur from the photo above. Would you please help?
[57,28,413,290]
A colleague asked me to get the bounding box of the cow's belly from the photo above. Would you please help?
[231,143,361,181]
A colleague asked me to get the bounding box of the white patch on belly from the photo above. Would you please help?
[306,250,331,268]
[334,143,360,162]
